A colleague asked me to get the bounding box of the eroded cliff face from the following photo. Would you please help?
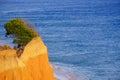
[0,37,55,80]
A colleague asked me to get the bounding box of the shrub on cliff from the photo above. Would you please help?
[4,18,38,49]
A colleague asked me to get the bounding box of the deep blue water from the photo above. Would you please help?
[0,0,120,80]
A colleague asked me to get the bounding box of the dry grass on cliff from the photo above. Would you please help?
[0,44,11,51]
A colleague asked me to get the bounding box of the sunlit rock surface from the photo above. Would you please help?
[0,37,55,80]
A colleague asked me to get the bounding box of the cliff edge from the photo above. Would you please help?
[0,37,55,80]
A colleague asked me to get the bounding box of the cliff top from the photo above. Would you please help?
[0,45,12,51]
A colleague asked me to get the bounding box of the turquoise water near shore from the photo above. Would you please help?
[0,0,120,80]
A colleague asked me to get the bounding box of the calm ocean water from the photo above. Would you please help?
[0,0,120,80]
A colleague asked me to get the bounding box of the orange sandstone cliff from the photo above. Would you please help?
[0,37,55,80]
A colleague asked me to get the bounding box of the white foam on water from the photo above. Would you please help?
[52,62,90,80]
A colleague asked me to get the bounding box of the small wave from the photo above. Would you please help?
[53,65,86,80]
[52,62,89,80]
[2,8,44,14]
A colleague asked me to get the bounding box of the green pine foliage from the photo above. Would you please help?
[4,18,38,47]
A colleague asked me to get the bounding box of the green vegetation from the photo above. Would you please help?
[4,18,38,48]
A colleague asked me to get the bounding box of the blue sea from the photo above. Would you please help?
[0,0,120,80]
